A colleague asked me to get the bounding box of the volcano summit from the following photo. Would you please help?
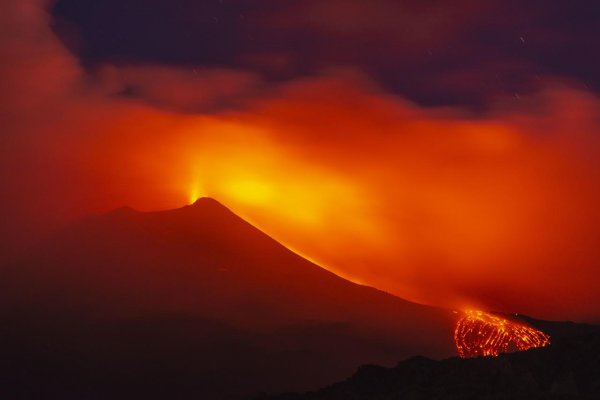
[0,198,456,399]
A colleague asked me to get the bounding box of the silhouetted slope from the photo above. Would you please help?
[0,198,457,399]
[262,332,600,400]
[512,314,600,340]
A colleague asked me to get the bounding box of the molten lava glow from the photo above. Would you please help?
[454,310,550,358]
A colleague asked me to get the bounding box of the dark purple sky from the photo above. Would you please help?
[52,0,599,109]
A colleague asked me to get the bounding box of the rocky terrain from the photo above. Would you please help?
[260,330,600,400]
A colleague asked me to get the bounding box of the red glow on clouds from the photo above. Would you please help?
[2,0,600,323]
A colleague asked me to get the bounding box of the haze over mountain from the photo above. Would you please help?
[0,198,456,399]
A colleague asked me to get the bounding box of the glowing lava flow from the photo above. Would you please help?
[454,310,550,358]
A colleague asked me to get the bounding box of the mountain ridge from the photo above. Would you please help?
[258,330,600,400]
[0,197,457,399]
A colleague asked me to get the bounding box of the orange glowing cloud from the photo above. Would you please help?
[181,76,600,322]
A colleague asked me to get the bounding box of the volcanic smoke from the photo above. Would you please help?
[454,310,551,358]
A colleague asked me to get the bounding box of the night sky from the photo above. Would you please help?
[51,0,599,108]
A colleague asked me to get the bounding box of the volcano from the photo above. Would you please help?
[0,198,456,399]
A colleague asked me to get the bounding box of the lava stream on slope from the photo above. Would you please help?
[454,310,550,358]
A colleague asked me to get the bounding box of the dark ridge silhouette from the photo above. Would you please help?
[259,330,600,400]
[511,314,600,340]
[0,198,456,400]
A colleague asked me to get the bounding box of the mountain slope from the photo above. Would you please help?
[0,198,457,399]
[260,331,600,400]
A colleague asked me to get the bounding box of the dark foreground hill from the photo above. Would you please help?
[0,198,456,399]
[260,331,600,400]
